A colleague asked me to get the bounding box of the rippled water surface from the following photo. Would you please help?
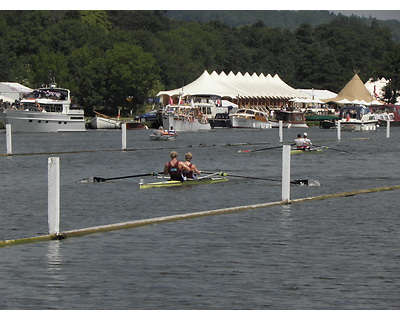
[1,126,400,309]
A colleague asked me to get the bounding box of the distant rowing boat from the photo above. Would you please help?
[139,176,228,189]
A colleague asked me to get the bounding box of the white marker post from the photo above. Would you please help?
[48,157,60,236]
[337,121,341,140]
[279,120,283,143]
[121,122,127,151]
[386,119,390,138]
[282,145,291,203]
[6,124,12,155]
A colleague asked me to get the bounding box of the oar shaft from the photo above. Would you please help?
[314,144,353,154]
[238,145,283,153]
[94,172,162,182]
[203,172,279,181]
[202,172,307,184]
[252,145,283,152]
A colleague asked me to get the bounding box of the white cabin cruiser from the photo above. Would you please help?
[338,105,378,131]
[0,84,85,132]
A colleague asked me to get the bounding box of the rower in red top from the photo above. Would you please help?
[183,152,201,180]
[164,151,190,181]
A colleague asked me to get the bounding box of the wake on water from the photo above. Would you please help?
[307,179,321,187]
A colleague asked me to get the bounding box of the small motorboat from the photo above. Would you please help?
[150,128,177,141]
[338,105,378,131]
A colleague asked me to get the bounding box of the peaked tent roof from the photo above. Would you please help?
[157,70,309,100]
[323,74,375,104]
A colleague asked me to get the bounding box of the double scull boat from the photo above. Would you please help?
[139,173,228,189]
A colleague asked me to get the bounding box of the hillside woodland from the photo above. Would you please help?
[0,10,399,116]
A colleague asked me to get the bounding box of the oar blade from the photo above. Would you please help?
[237,150,251,153]
[290,179,309,186]
[76,177,103,183]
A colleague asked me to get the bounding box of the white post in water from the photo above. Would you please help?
[337,121,341,140]
[48,157,60,235]
[6,124,12,155]
[282,145,291,203]
[279,120,283,143]
[121,122,127,150]
[386,120,390,138]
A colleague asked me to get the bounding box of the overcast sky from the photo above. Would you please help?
[3,2,400,21]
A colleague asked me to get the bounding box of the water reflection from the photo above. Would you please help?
[45,241,66,301]
[280,205,293,232]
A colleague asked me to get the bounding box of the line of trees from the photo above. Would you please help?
[0,10,399,116]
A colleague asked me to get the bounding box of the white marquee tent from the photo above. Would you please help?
[157,70,310,106]
[364,77,388,100]
[0,82,33,102]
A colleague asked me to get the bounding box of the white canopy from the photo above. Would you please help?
[297,89,337,100]
[364,77,388,100]
[221,100,238,108]
[335,98,383,105]
[0,95,14,102]
[0,82,33,101]
[157,70,309,100]
[289,98,325,104]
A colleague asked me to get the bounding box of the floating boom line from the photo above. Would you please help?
[2,184,400,247]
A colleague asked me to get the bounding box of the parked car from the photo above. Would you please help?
[135,110,158,122]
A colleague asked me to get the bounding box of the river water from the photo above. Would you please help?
[1,126,400,310]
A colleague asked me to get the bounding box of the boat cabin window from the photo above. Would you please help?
[275,111,304,122]
[340,107,364,120]
[21,102,64,112]
[342,110,359,119]
[294,114,304,121]
[199,106,212,115]
[24,89,68,101]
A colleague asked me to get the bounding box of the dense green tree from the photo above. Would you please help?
[381,45,400,103]
[80,10,112,31]
[103,43,160,110]
[1,10,400,110]
[30,49,72,88]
